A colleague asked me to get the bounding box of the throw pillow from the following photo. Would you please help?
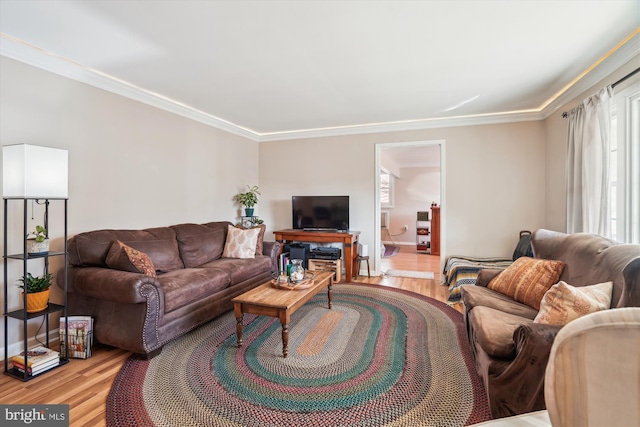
[105,240,157,277]
[222,225,261,259]
[236,223,266,255]
[534,281,613,325]
[487,257,565,310]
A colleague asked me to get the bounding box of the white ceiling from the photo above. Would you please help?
[1,0,639,141]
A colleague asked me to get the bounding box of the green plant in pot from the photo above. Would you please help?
[17,272,54,313]
[26,225,49,254]
[234,185,260,216]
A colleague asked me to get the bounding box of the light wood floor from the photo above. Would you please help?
[0,245,457,427]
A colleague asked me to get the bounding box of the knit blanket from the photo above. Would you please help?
[444,256,513,302]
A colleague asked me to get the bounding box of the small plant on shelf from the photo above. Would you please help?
[234,185,260,216]
[27,225,48,243]
[17,272,54,313]
[17,272,54,293]
[250,217,264,225]
[26,225,49,254]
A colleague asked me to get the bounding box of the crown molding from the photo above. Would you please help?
[2,31,637,143]
[541,31,640,119]
[0,34,262,141]
[256,111,544,141]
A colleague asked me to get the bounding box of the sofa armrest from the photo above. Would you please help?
[486,322,563,417]
[513,322,562,361]
[62,266,160,304]
[476,269,503,287]
[263,241,282,274]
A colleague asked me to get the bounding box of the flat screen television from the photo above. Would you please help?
[292,196,349,231]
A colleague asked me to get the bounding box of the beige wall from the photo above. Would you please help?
[0,57,260,353]
[260,120,548,272]
[543,54,640,231]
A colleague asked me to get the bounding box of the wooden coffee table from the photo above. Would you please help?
[232,270,334,357]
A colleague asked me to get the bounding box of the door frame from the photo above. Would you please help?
[374,139,447,274]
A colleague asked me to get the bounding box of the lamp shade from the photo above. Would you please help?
[2,144,68,198]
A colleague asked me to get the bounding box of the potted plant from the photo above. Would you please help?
[249,217,264,226]
[234,185,260,216]
[17,272,54,313]
[26,225,49,254]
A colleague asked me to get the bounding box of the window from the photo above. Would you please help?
[380,169,394,208]
[610,84,640,243]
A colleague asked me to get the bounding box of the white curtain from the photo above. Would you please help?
[566,86,613,235]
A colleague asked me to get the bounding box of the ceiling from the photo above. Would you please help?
[1,1,638,141]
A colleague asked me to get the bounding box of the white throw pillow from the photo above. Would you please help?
[222,225,260,259]
[534,281,613,326]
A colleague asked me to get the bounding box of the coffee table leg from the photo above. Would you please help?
[328,282,333,309]
[281,323,289,358]
[234,303,243,347]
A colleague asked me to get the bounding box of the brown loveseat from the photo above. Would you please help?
[460,229,640,418]
[57,221,280,357]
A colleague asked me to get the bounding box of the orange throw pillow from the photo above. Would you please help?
[487,257,565,310]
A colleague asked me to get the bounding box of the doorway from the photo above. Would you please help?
[374,140,446,277]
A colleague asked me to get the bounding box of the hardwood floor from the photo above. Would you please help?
[0,245,457,427]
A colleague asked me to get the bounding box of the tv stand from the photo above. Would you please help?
[273,229,360,282]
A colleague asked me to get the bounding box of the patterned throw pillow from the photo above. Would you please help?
[222,225,261,259]
[236,223,266,255]
[487,257,565,310]
[105,240,157,277]
[534,281,613,325]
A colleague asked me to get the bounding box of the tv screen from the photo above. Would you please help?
[292,196,349,231]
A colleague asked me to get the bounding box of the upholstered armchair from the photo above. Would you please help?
[469,307,640,426]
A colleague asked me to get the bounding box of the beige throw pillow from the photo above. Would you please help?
[534,281,613,325]
[487,257,565,310]
[236,223,266,255]
[222,225,261,259]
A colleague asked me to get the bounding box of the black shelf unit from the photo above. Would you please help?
[3,197,69,381]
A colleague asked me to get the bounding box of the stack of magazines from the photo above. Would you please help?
[11,346,60,376]
[60,315,94,359]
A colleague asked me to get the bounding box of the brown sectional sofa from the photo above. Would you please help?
[57,221,280,357]
[460,229,640,418]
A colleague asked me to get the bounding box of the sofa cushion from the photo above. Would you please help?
[199,255,272,285]
[157,268,231,313]
[488,257,565,310]
[105,240,157,277]
[469,306,534,360]
[170,223,226,268]
[222,225,261,259]
[69,227,184,272]
[461,285,539,320]
[534,281,613,325]
[236,223,266,255]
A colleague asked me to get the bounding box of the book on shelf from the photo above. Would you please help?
[10,345,60,367]
[12,357,60,375]
[60,315,94,359]
[279,252,290,274]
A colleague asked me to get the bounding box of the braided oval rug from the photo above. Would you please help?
[106,284,491,427]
